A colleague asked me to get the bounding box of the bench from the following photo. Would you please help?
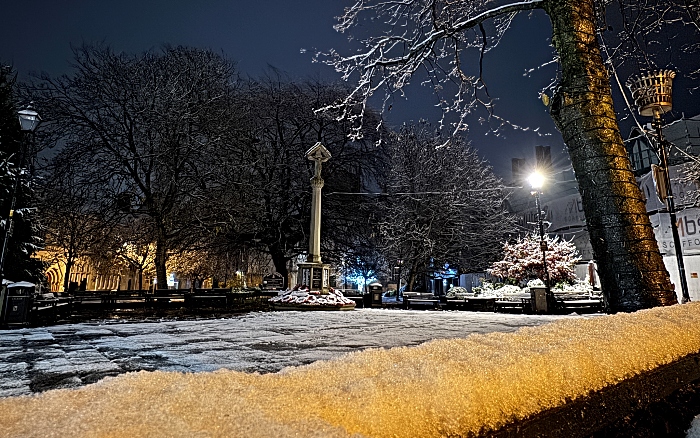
[494,299,526,313]
[557,298,603,312]
[445,299,469,310]
[404,298,440,309]
[144,294,185,305]
[101,293,146,305]
[343,295,365,308]
[32,297,73,321]
[184,293,229,307]
[466,297,496,312]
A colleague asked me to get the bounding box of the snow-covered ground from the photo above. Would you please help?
[2,306,700,437]
[0,309,575,397]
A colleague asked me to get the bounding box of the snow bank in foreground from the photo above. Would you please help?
[2,304,700,438]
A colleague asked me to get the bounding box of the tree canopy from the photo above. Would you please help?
[31,45,239,288]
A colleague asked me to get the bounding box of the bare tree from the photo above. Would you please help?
[320,0,699,311]
[39,149,122,291]
[30,45,238,288]
[379,122,515,290]
[109,217,156,290]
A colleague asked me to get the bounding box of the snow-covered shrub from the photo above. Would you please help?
[488,234,580,284]
[553,279,595,295]
[526,279,545,288]
[446,286,469,298]
[472,281,496,295]
[472,282,523,297]
[482,284,522,298]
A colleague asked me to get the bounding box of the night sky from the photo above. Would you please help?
[2,1,697,180]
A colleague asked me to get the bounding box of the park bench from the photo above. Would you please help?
[493,299,527,313]
[101,292,146,305]
[466,297,496,312]
[31,295,73,322]
[445,299,469,310]
[403,292,440,309]
[556,297,603,312]
[184,290,231,307]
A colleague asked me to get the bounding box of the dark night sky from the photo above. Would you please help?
[2,1,697,180]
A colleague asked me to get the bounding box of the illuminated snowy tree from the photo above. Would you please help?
[488,234,580,284]
[319,0,700,311]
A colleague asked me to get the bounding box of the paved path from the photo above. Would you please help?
[0,309,594,397]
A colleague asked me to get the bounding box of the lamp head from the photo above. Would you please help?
[528,172,545,190]
[18,105,42,132]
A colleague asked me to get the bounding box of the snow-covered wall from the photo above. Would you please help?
[3,304,700,437]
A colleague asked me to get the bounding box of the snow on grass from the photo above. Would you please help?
[2,303,700,437]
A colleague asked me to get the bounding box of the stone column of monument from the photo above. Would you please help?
[307,154,326,264]
[299,142,332,293]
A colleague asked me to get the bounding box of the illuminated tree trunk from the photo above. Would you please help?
[544,0,677,311]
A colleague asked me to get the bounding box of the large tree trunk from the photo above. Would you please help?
[543,0,677,311]
[63,256,74,292]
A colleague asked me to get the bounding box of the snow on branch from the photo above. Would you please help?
[318,0,545,138]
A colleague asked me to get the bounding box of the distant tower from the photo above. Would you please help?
[535,146,552,171]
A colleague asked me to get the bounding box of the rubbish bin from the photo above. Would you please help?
[368,283,383,308]
[2,282,35,325]
[530,287,549,313]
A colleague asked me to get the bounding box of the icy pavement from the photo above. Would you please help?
[0,309,584,397]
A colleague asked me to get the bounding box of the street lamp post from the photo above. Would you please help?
[394,259,403,300]
[529,172,551,291]
[627,70,690,303]
[0,106,42,285]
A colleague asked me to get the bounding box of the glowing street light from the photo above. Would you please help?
[529,171,551,292]
[528,171,545,190]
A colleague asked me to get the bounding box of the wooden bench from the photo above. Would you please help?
[144,294,185,305]
[101,293,146,305]
[405,298,440,309]
[445,299,469,310]
[494,299,526,313]
[466,297,496,312]
[343,295,365,308]
[31,297,73,322]
[184,293,229,307]
[557,298,603,312]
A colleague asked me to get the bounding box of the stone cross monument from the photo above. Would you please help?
[298,142,332,292]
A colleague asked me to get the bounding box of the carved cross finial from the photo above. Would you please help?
[305,142,331,180]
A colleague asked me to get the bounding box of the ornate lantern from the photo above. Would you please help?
[626,70,676,117]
